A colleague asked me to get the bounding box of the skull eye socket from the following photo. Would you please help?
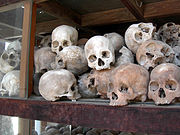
[89,55,97,63]
[58,59,63,65]
[52,40,59,48]
[2,53,8,60]
[146,52,154,60]
[119,84,128,93]
[62,40,69,47]
[112,92,118,100]
[150,81,159,91]
[102,51,110,58]
[167,23,174,27]
[9,60,16,67]
[9,54,15,59]
[142,27,150,33]
[165,80,177,91]
[154,57,163,65]
[135,32,142,40]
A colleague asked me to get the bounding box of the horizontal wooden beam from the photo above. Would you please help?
[37,0,81,25]
[0,0,23,7]
[34,0,48,4]
[82,0,180,26]
[0,97,180,135]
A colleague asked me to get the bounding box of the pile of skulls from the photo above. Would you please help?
[0,40,21,97]
[35,22,180,106]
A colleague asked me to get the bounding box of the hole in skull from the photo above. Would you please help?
[62,40,69,47]
[9,54,15,59]
[2,53,8,60]
[165,80,177,91]
[176,54,180,60]
[41,69,47,74]
[154,57,163,65]
[52,40,59,48]
[59,46,63,52]
[150,81,159,91]
[98,58,105,66]
[135,32,142,40]
[142,27,150,33]
[58,59,63,66]
[146,52,154,60]
[158,88,166,98]
[112,92,118,100]
[89,55,97,63]
[102,51,110,58]
[167,23,174,27]
[71,85,75,91]
[9,60,16,67]
[119,84,128,93]
[88,78,95,88]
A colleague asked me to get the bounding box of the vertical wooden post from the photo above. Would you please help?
[19,0,32,98]
[18,118,31,135]
[28,3,37,97]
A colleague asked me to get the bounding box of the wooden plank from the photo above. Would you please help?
[34,0,48,4]
[0,0,23,7]
[37,0,81,25]
[121,0,145,21]
[19,1,32,98]
[28,3,37,97]
[0,98,180,135]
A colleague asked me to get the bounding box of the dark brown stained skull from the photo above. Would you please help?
[148,63,180,105]
[108,63,149,106]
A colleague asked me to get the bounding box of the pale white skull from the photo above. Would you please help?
[0,49,20,73]
[39,69,81,101]
[104,32,124,52]
[108,63,149,106]
[157,22,180,47]
[115,46,134,67]
[173,46,180,66]
[7,40,21,53]
[85,36,115,70]
[125,23,156,53]
[40,35,51,48]
[34,47,56,73]
[51,46,88,76]
[136,40,175,70]
[148,63,180,105]
[0,70,20,96]
[51,25,78,54]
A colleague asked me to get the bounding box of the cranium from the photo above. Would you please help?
[157,22,180,47]
[85,36,115,70]
[51,25,78,54]
[115,46,134,67]
[39,69,81,101]
[136,40,175,70]
[0,49,20,73]
[51,46,88,76]
[173,46,180,66]
[34,47,56,73]
[40,35,51,48]
[125,23,156,54]
[108,63,149,106]
[104,32,124,52]
[0,70,20,96]
[148,63,180,105]
[7,40,21,53]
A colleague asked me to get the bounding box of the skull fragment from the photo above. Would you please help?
[51,46,88,76]
[51,25,78,54]
[136,40,175,70]
[85,36,115,70]
[148,63,180,105]
[108,63,149,106]
[39,69,81,101]
[125,23,156,53]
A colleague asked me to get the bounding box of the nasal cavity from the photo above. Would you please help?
[98,58,105,66]
[158,88,166,98]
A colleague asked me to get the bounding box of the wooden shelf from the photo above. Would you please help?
[0,96,180,135]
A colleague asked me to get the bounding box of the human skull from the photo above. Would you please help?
[85,36,115,70]
[115,46,134,67]
[34,47,56,73]
[157,22,180,47]
[148,63,180,105]
[39,69,81,101]
[173,46,180,66]
[51,46,88,76]
[40,35,51,48]
[7,40,21,53]
[0,49,20,73]
[108,63,149,106]
[51,25,78,54]
[0,70,20,96]
[125,23,156,54]
[136,40,175,70]
[104,32,124,52]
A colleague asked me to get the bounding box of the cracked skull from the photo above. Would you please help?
[34,47,56,74]
[157,22,180,47]
[108,63,149,106]
[51,25,78,54]
[136,40,175,70]
[85,36,115,70]
[125,23,156,54]
[148,63,180,105]
[51,46,88,76]
[39,69,81,101]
